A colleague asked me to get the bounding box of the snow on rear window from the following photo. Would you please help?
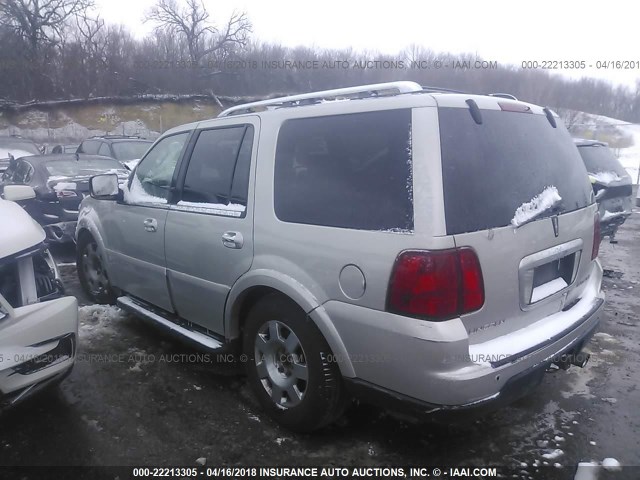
[511,186,562,227]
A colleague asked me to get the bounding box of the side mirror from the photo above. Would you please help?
[90,174,119,200]
[2,185,36,201]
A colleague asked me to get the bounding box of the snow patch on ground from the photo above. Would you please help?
[78,305,128,340]
[541,449,564,460]
[511,186,562,227]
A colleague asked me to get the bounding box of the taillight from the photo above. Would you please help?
[56,190,77,198]
[386,248,485,321]
[592,214,601,260]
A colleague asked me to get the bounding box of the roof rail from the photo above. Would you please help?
[218,81,423,117]
[488,93,518,100]
[421,85,467,94]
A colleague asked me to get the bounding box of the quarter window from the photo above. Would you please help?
[274,110,413,231]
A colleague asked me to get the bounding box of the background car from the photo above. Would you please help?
[574,139,633,243]
[0,185,77,410]
[76,135,153,170]
[1,154,129,243]
[0,136,41,173]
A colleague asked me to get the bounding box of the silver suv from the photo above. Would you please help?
[77,82,604,432]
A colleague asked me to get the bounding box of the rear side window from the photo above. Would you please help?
[180,126,253,213]
[439,108,593,235]
[274,110,413,231]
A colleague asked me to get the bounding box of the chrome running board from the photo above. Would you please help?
[117,296,223,351]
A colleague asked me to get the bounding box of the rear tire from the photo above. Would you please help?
[243,294,345,432]
[77,234,117,305]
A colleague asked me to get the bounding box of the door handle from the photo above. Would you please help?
[222,231,243,249]
[143,218,158,233]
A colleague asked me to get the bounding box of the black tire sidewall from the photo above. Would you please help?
[243,294,344,432]
[76,234,117,305]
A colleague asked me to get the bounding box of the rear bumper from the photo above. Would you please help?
[324,261,604,409]
[599,210,631,238]
[344,308,599,418]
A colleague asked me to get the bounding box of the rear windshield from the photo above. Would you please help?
[45,159,127,177]
[439,108,593,235]
[577,144,628,178]
[112,141,152,161]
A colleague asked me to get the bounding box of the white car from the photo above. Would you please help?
[0,185,77,409]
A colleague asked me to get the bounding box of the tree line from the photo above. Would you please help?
[1,0,640,123]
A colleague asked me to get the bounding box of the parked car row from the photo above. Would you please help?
[0,135,153,243]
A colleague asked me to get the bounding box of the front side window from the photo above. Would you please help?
[80,140,101,155]
[178,125,253,216]
[125,132,189,204]
[274,110,413,231]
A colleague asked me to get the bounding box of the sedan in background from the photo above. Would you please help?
[575,139,633,243]
[0,137,41,173]
[1,154,129,243]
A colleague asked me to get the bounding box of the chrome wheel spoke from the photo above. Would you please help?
[292,362,308,382]
[255,360,269,379]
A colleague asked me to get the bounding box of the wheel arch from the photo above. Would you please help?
[225,270,356,378]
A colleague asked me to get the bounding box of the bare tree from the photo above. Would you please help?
[0,0,93,53]
[145,0,251,65]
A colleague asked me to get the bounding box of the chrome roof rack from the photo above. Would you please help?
[488,93,518,100]
[218,81,423,117]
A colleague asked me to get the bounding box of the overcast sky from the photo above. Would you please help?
[95,0,640,88]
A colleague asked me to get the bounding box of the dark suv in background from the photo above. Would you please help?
[77,135,153,170]
[574,139,633,243]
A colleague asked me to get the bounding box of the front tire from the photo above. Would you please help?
[77,234,117,304]
[243,294,345,432]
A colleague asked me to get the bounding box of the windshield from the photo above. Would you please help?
[439,108,593,235]
[45,159,127,177]
[577,144,629,179]
[112,141,152,160]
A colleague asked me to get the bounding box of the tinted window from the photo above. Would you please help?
[79,140,101,155]
[577,144,628,178]
[127,132,189,204]
[112,141,152,161]
[181,127,249,207]
[274,110,413,231]
[98,142,111,156]
[439,108,593,235]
